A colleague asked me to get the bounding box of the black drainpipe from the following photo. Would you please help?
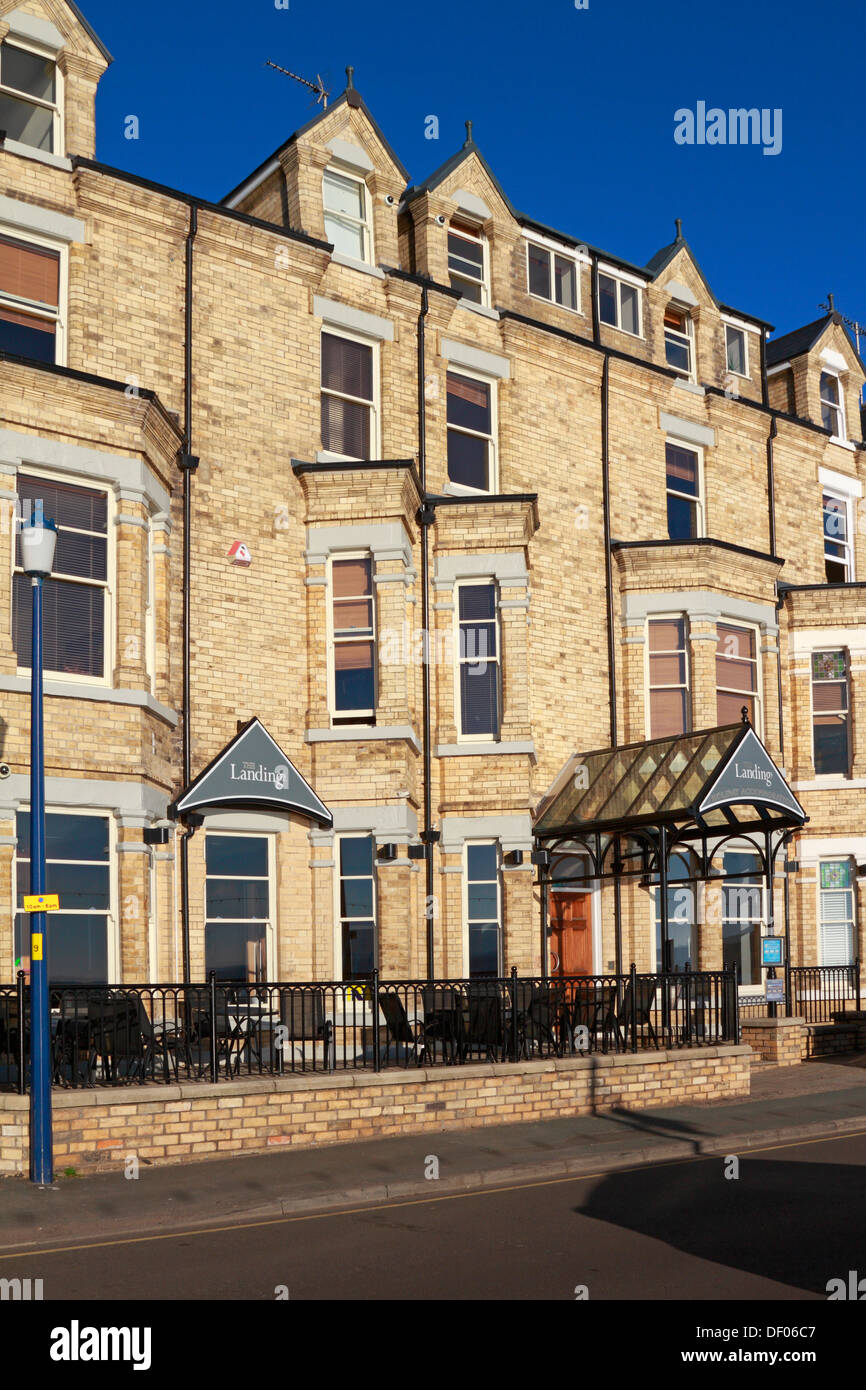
[417,285,436,979]
[600,351,623,975]
[178,205,200,985]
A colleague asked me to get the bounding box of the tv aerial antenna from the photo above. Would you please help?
[265,60,331,108]
[819,292,866,403]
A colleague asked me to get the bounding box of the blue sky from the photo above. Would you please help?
[78,0,865,341]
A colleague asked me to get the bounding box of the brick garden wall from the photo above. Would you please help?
[0,1045,750,1175]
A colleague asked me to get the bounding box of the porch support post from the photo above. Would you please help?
[764,828,777,1019]
[540,855,549,980]
[658,823,669,972]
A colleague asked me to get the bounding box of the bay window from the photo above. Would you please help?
[205,834,271,982]
[14,812,111,985]
[465,842,502,977]
[330,555,376,721]
[716,622,760,729]
[666,441,703,539]
[647,617,690,737]
[0,232,62,364]
[457,581,500,739]
[811,650,850,775]
[321,330,377,460]
[337,835,377,980]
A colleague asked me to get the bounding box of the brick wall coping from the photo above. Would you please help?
[740,1017,806,1029]
[0,1045,750,1114]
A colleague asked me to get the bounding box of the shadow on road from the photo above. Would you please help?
[575,1153,866,1295]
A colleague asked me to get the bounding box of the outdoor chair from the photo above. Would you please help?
[465,985,505,1061]
[618,978,659,1049]
[88,994,143,1083]
[53,994,98,1086]
[279,989,334,1072]
[520,984,566,1057]
[377,989,431,1066]
[185,987,241,1077]
[420,985,466,1063]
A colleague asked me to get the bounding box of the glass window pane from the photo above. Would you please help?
[554,255,577,309]
[666,493,698,540]
[206,878,269,919]
[323,171,363,219]
[321,394,370,459]
[649,618,685,652]
[446,373,490,433]
[469,923,499,977]
[0,92,53,151]
[467,842,498,879]
[340,836,373,877]
[0,307,55,360]
[342,922,375,980]
[324,215,364,260]
[666,443,698,495]
[332,557,371,598]
[726,327,746,375]
[18,477,108,534]
[598,274,617,326]
[527,244,550,299]
[649,652,686,685]
[13,574,105,677]
[460,662,499,736]
[665,334,691,372]
[334,643,374,710]
[2,44,55,102]
[322,333,373,400]
[717,624,755,662]
[206,835,268,877]
[333,598,373,634]
[467,883,498,919]
[42,813,109,862]
[0,238,60,307]
[341,878,374,918]
[447,430,489,491]
[620,284,639,334]
[717,691,754,724]
[42,915,107,987]
[814,722,849,775]
[206,921,266,982]
[650,689,687,738]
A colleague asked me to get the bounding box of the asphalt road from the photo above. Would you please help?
[3,1129,865,1301]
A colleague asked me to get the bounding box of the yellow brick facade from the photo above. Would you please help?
[0,1,864,996]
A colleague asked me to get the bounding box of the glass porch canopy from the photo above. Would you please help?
[534,719,806,853]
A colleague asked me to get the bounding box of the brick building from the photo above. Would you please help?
[0,0,863,1002]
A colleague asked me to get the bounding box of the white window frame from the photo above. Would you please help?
[322,165,373,266]
[0,37,63,156]
[818,859,856,967]
[524,236,581,313]
[665,437,705,539]
[12,807,117,982]
[664,305,695,380]
[822,489,854,582]
[326,551,377,722]
[715,618,762,736]
[447,220,490,306]
[319,326,380,463]
[725,324,749,379]
[810,648,851,779]
[446,369,498,495]
[463,839,503,977]
[820,370,846,442]
[453,578,501,743]
[333,832,378,983]
[12,466,115,687]
[597,268,643,338]
[720,841,766,996]
[0,223,68,366]
[203,830,275,983]
[644,613,691,740]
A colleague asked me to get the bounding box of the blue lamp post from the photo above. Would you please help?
[21,510,57,1186]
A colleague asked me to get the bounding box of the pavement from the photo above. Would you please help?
[2,1051,866,1251]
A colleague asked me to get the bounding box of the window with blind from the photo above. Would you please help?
[338,835,377,980]
[526,241,578,311]
[820,372,845,439]
[321,331,376,460]
[448,220,488,304]
[0,41,58,153]
[819,860,855,966]
[447,371,495,492]
[323,168,372,263]
[823,491,853,582]
[647,618,689,737]
[466,842,501,977]
[0,233,61,363]
[205,834,270,982]
[13,474,108,679]
[664,306,693,377]
[716,622,760,729]
[330,556,375,720]
[666,441,702,539]
[14,812,110,985]
[457,582,500,739]
[812,650,850,775]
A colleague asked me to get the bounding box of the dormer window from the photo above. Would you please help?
[820,372,846,440]
[664,306,693,378]
[0,41,58,153]
[448,220,488,305]
[323,168,372,264]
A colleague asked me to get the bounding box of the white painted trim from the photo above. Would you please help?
[597,261,647,290]
[434,552,527,585]
[440,813,533,852]
[0,428,172,514]
[622,590,777,630]
[521,226,592,265]
[222,157,280,210]
[720,312,762,337]
[819,465,862,499]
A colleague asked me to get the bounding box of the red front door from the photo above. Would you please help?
[549,890,593,977]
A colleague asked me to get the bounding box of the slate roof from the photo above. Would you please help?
[765,314,833,366]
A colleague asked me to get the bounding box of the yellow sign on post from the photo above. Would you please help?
[31,934,43,961]
[23,894,59,913]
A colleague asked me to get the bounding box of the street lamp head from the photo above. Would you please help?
[20,515,57,577]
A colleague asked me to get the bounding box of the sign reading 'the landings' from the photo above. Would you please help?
[698,728,804,820]
[172,718,332,825]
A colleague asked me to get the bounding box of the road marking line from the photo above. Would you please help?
[2,1126,865,1261]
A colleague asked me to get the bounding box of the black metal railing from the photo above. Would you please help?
[0,965,740,1092]
[738,961,861,1024]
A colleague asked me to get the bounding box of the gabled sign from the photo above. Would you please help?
[698,727,804,821]
[172,718,332,825]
